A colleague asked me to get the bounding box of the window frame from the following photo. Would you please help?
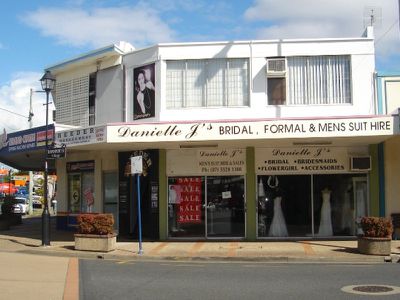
[166,58,250,109]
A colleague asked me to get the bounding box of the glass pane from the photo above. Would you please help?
[82,172,95,213]
[227,59,249,106]
[186,60,205,107]
[168,177,205,238]
[166,61,185,108]
[68,174,81,213]
[268,78,286,105]
[206,59,225,106]
[206,176,245,237]
[104,172,119,230]
[313,174,367,236]
[257,175,311,237]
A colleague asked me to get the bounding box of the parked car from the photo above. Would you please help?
[12,197,29,214]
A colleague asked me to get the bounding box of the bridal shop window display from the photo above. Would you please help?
[313,174,368,236]
[317,188,333,236]
[258,175,312,238]
[258,176,288,237]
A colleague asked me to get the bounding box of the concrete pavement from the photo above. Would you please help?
[1,215,400,263]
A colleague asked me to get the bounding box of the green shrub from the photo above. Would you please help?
[77,213,114,235]
[360,217,393,238]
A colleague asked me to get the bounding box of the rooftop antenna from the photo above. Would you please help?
[363,6,382,28]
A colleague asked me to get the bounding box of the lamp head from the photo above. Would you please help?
[40,71,56,92]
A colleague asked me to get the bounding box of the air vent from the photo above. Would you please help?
[266,58,286,77]
[350,156,371,171]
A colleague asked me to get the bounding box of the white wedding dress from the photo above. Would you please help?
[318,190,333,236]
[269,196,288,237]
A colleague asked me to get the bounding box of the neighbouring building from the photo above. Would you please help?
[1,28,399,241]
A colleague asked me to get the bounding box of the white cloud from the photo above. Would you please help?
[23,5,175,48]
[0,72,54,132]
[244,0,400,61]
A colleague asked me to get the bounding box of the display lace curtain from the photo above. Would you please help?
[287,55,351,105]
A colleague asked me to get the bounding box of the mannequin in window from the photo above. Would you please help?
[341,183,354,234]
[268,188,288,237]
[318,188,333,236]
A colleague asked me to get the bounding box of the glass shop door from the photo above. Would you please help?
[206,176,245,238]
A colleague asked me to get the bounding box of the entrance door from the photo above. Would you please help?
[206,176,245,238]
[103,172,119,232]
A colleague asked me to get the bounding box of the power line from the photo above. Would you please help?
[0,106,28,119]
[375,19,399,45]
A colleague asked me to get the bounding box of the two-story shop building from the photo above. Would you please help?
[3,28,399,241]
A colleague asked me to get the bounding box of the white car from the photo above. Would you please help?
[12,197,29,214]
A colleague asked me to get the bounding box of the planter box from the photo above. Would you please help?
[357,237,392,256]
[74,233,117,252]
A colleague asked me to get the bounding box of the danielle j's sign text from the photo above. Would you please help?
[110,117,394,143]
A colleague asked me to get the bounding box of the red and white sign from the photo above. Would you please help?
[176,177,202,224]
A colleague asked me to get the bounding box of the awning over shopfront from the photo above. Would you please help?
[54,114,399,152]
[0,125,55,171]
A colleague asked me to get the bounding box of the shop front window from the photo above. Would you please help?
[68,172,95,213]
[257,175,311,237]
[168,175,246,238]
[168,177,205,238]
[257,174,368,238]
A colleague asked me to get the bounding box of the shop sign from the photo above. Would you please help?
[67,160,95,172]
[197,149,245,174]
[46,145,66,159]
[255,147,351,174]
[0,125,55,154]
[109,116,395,143]
[56,126,106,146]
[166,149,246,176]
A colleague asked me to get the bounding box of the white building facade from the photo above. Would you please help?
[48,28,398,241]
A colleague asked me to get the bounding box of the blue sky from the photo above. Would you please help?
[0,0,399,133]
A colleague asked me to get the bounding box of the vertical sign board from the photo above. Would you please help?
[130,156,143,174]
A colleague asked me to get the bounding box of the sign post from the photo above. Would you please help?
[130,156,143,255]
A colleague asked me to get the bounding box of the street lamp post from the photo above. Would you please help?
[39,70,55,246]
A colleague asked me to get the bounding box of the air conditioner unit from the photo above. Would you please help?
[350,156,371,171]
[266,58,286,77]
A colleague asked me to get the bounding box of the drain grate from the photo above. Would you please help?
[342,285,400,296]
[353,285,394,293]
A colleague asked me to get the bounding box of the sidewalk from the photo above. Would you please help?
[1,216,400,263]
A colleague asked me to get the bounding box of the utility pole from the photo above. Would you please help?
[28,89,34,215]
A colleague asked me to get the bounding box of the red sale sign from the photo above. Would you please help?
[177,177,202,224]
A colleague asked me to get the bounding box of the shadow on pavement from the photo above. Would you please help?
[0,215,74,242]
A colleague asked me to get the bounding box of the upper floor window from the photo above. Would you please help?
[267,55,351,105]
[166,58,249,108]
[89,72,96,125]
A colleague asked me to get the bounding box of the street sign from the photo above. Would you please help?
[47,146,66,159]
[130,156,143,174]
